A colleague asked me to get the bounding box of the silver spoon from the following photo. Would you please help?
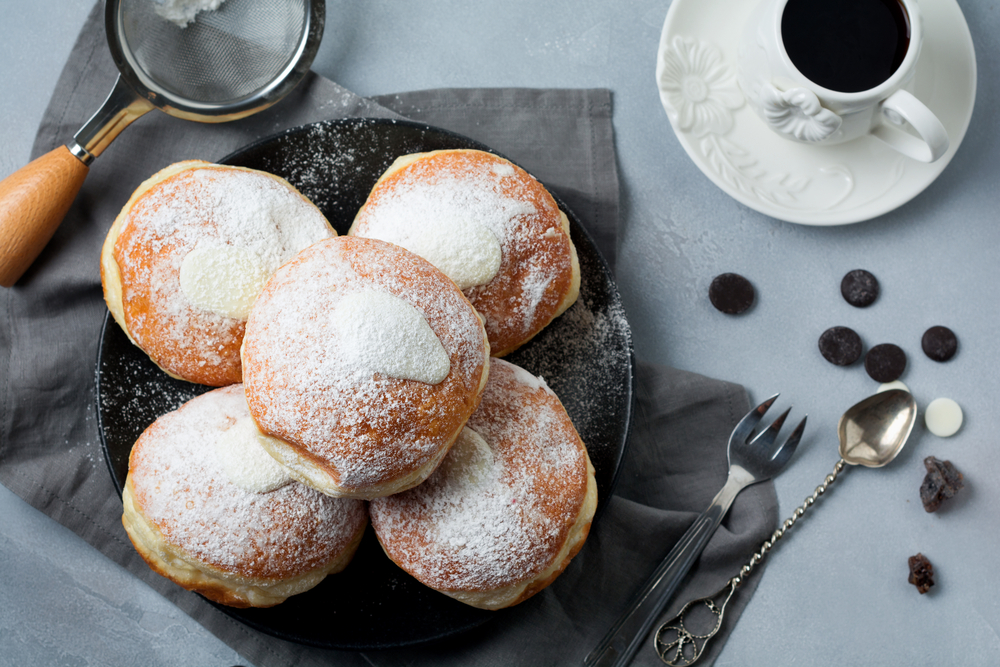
[652,389,918,666]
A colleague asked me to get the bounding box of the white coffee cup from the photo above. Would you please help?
[736,0,948,162]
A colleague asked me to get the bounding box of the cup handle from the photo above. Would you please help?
[871,89,949,163]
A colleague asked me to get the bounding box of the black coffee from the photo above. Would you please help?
[781,0,910,93]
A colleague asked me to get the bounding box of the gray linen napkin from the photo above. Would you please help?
[0,3,776,666]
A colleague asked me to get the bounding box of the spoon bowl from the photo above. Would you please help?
[838,389,918,468]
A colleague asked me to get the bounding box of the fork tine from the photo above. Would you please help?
[770,415,807,470]
[731,393,779,445]
[749,406,791,449]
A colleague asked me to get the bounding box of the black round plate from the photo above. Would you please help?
[96,117,634,649]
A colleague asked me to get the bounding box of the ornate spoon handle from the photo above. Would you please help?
[653,459,847,666]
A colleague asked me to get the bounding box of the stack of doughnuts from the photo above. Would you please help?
[107,149,594,611]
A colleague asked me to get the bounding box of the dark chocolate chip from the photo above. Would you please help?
[841,269,879,307]
[921,326,958,362]
[919,456,964,513]
[908,553,934,594]
[818,326,863,366]
[864,343,906,382]
[709,273,755,314]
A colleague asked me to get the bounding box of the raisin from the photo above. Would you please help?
[908,553,934,594]
[919,456,964,512]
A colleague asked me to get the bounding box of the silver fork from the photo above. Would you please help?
[584,394,805,667]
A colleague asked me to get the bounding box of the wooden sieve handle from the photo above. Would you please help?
[0,145,89,287]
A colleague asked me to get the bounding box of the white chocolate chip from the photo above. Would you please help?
[925,398,963,437]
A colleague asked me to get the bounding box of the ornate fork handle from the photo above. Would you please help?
[584,469,753,667]
[654,459,847,666]
[654,579,736,666]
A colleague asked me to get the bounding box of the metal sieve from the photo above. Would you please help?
[0,0,324,287]
[74,0,325,162]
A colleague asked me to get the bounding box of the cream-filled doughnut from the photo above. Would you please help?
[369,358,597,610]
[349,149,580,357]
[241,235,491,500]
[101,160,335,386]
[121,384,368,608]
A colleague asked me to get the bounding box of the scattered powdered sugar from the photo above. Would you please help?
[129,385,367,578]
[504,254,633,496]
[331,290,450,385]
[154,0,227,27]
[242,237,488,490]
[370,359,587,591]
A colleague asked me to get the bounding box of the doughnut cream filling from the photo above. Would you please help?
[331,289,451,385]
[214,416,293,493]
[438,427,495,489]
[179,244,271,320]
[356,162,534,290]
[364,212,502,290]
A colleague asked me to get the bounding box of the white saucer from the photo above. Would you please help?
[656,0,976,225]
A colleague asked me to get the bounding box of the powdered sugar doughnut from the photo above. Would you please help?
[349,149,580,357]
[241,235,491,500]
[121,384,368,608]
[369,358,597,610]
[101,160,335,386]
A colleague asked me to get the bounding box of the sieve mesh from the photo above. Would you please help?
[120,0,307,105]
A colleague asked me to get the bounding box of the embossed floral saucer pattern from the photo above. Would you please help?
[656,0,976,225]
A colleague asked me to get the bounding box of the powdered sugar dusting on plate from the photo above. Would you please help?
[505,244,633,481]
